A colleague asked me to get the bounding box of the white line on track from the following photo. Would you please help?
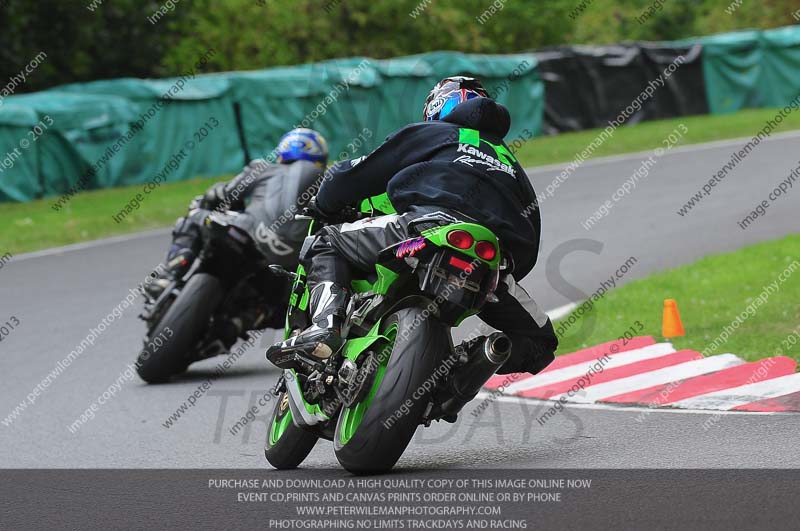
[524,129,800,175]
[545,302,578,321]
[12,228,171,262]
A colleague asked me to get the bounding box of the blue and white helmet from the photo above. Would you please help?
[275,128,328,166]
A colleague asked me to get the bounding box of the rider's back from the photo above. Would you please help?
[234,159,322,267]
[318,97,542,278]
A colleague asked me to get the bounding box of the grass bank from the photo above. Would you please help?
[0,177,223,254]
[553,234,800,363]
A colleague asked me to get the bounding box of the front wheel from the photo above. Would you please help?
[264,391,319,469]
[136,273,223,383]
[334,306,449,474]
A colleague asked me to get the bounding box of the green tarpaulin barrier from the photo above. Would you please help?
[236,53,542,164]
[0,105,41,202]
[0,93,139,202]
[702,26,800,114]
[52,75,244,191]
[0,51,543,203]
[7,25,800,204]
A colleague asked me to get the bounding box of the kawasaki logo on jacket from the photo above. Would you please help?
[455,143,516,176]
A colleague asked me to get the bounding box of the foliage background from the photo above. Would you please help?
[1,0,798,92]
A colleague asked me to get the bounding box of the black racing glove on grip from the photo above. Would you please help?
[200,182,228,210]
[306,197,359,224]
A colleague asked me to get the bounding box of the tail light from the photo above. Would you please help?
[449,255,474,272]
[475,240,497,261]
[447,230,474,249]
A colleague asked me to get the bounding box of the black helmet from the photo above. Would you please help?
[422,76,490,121]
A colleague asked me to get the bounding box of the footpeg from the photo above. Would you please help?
[268,265,297,280]
[196,339,229,361]
[267,345,327,373]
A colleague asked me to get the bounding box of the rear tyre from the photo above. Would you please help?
[334,307,449,474]
[264,391,319,469]
[136,273,223,383]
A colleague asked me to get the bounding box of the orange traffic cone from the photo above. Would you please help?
[662,299,685,338]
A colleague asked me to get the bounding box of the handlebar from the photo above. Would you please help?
[294,197,368,224]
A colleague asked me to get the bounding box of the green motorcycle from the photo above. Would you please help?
[264,199,512,474]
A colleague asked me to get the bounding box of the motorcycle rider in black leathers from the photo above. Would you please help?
[145,128,329,311]
[268,77,558,376]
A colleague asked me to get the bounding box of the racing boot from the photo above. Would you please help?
[143,248,195,300]
[266,281,350,368]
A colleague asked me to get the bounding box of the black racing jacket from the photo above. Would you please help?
[222,159,323,268]
[316,98,542,279]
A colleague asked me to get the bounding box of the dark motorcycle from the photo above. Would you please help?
[136,211,289,383]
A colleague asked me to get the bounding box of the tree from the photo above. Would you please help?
[1,0,797,91]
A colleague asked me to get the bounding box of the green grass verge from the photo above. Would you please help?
[0,176,224,254]
[554,234,800,363]
[2,107,800,255]
[514,107,800,167]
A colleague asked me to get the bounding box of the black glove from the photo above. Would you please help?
[495,336,555,376]
[305,197,359,224]
[200,182,228,210]
[304,196,328,217]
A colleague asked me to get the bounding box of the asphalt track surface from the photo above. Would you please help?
[1,132,799,469]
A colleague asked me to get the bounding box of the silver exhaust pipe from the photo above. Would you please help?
[484,332,512,364]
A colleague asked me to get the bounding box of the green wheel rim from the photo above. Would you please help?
[269,395,293,446]
[339,324,398,445]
